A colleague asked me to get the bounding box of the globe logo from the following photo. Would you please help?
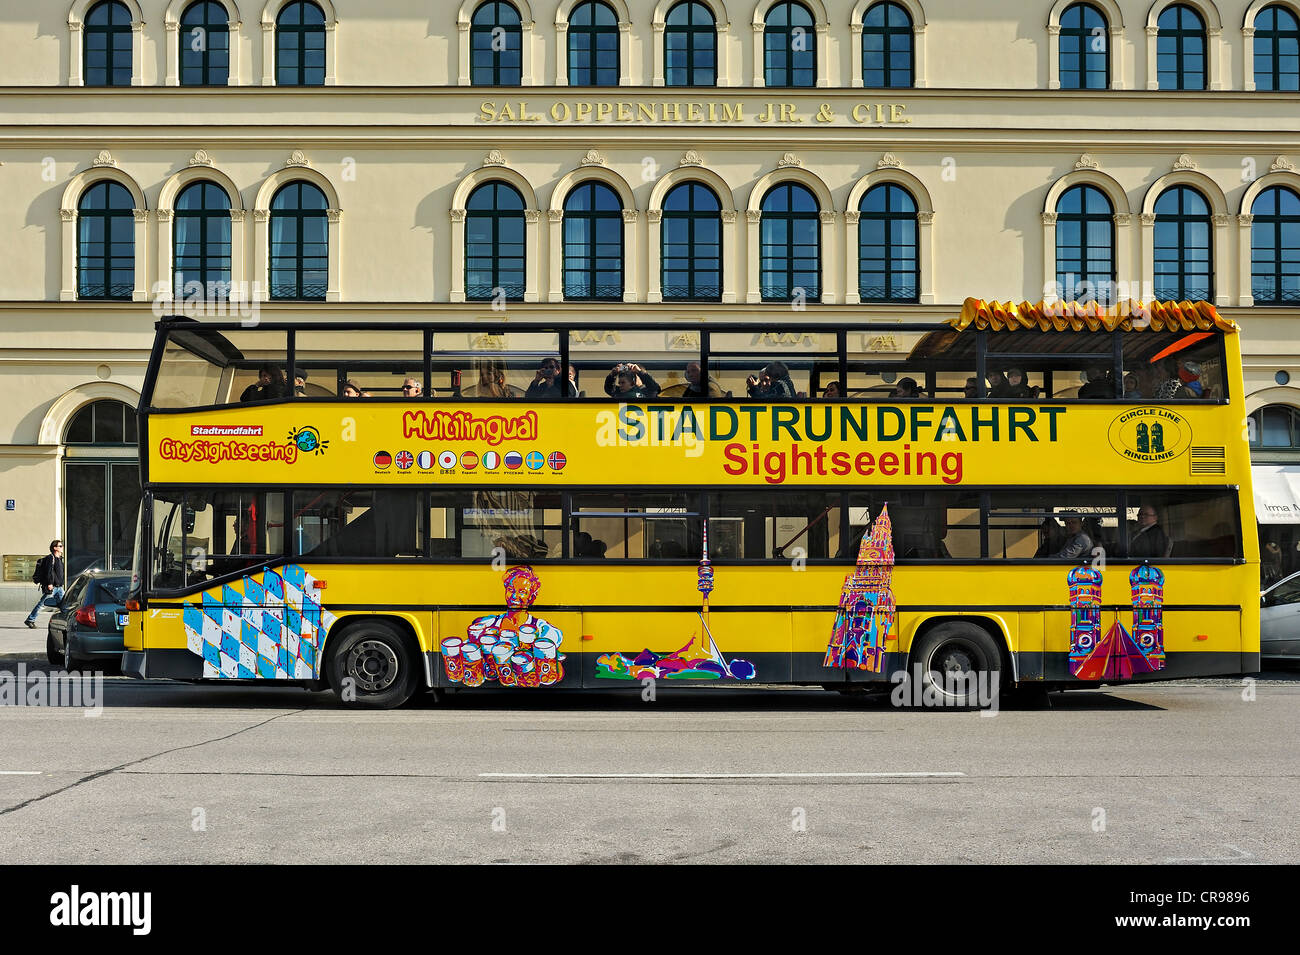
[288,426,328,457]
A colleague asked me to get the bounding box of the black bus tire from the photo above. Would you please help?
[326,620,420,710]
[909,622,1002,709]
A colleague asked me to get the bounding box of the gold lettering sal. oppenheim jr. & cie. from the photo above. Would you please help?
[477,100,912,125]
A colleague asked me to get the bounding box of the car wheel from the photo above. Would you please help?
[45,630,61,667]
[326,620,420,710]
[908,622,1003,709]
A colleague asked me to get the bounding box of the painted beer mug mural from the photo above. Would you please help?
[442,565,565,687]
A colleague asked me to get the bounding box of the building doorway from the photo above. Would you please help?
[63,399,140,576]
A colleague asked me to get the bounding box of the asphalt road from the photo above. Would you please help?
[0,660,1297,864]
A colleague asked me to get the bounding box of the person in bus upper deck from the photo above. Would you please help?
[603,363,660,399]
[476,362,512,399]
[747,361,796,400]
[890,377,920,399]
[998,368,1035,399]
[681,361,710,400]
[610,369,657,401]
[240,364,287,402]
[1149,358,1191,399]
[342,379,363,398]
[1077,366,1114,398]
[401,377,423,398]
[823,381,844,399]
[525,358,577,399]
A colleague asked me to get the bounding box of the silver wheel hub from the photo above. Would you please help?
[346,639,399,693]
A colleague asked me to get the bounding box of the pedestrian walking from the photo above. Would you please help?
[25,539,66,628]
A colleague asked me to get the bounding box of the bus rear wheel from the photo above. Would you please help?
[909,622,1002,709]
[327,620,420,710]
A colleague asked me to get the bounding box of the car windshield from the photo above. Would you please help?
[96,579,130,603]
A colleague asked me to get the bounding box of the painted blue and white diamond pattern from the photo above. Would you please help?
[182,565,337,680]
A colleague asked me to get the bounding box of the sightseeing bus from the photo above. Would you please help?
[123,299,1260,708]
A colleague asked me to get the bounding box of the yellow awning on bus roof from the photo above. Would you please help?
[954,298,1240,333]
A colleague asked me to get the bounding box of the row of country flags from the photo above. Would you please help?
[372,449,568,472]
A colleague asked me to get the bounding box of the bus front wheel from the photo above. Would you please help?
[909,622,1002,709]
[327,620,420,710]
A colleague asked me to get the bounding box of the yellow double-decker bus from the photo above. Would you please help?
[123,299,1259,708]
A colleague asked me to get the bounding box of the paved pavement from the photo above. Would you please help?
[1,604,1296,864]
[1,611,49,660]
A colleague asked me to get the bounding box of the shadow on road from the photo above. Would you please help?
[1,659,1257,714]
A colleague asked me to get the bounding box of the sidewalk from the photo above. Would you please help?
[0,611,52,660]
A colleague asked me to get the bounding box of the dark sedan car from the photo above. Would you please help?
[45,570,131,669]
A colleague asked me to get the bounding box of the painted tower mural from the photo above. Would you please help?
[824,504,896,673]
[596,522,757,680]
[1068,562,1168,680]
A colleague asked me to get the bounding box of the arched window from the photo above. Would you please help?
[1059,3,1108,89]
[662,182,722,300]
[179,1,230,86]
[1055,184,1115,303]
[276,0,326,86]
[1251,185,1300,305]
[568,1,619,87]
[269,182,328,300]
[764,1,816,88]
[84,1,133,87]
[77,181,134,300]
[859,183,918,302]
[563,182,623,300]
[65,399,137,446]
[1254,5,1300,92]
[665,2,717,87]
[1156,3,1206,90]
[1153,185,1212,300]
[862,2,913,88]
[174,182,232,300]
[471,2,523,86]
[760,183,820,302]
[64,400,140,576]
[465,182,526,301]
[1249,404,1300,449]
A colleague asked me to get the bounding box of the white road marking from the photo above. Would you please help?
[0,771,42,775]
[480,771,965,779]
